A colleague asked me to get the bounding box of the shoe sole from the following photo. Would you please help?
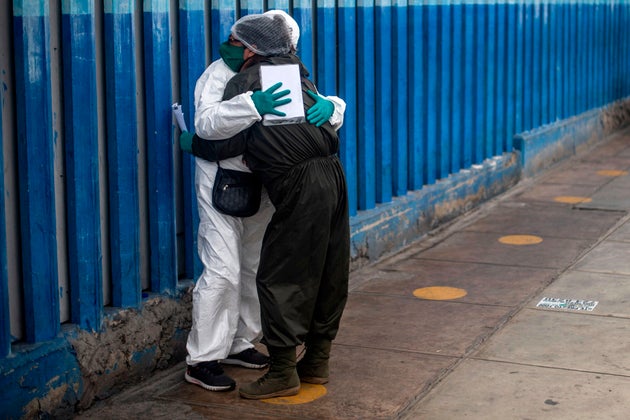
[299,376,329,385]
[239,384,300,400]
[185,373,235,392]
[221,359,268,369]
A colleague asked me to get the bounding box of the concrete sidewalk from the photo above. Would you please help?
[77,128,630,419]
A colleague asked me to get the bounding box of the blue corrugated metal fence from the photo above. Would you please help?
[0,0,629,358]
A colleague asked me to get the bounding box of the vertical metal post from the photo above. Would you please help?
[451,2,463,170]
[438,3,452,177]
[338,0,358,215]
[408,0,424,189]
[392,0,408,196]
[540,2,549,125]
[484,2,496,159]
[505,2,516,151]
[0,64,8,356]
[144,0,176,293]
[61,1,102,329]
[104,0,140,308]
[425,3,438,181]
[357,0,376,209]
[316,0,337,93]
[473,4,486,163]
[210,0,237,61]
[294,0,314,76]
[13,0,60,341]
[375,0,392,202]
[178,0,205,280]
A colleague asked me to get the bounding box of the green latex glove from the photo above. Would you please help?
[179,131,194,153]
[306,90,334,127]
[251,82,291,116]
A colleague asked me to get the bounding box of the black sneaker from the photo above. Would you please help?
[185,361,236,391]
[222,348,269,369]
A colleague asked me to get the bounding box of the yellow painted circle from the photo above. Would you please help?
[498,235,543,245]
[261,383,327,405]
[553,196,593,204]
[597,170,628,177]
[413,286,467,301]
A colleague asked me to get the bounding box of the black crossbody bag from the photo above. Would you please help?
[212,163,262,217]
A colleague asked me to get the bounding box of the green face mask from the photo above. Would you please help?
[219,41,245,72]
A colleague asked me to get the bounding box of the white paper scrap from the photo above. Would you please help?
[172,103,188,132]
[536,297,598,311]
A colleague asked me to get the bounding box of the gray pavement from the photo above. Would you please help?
[77,127,630,419]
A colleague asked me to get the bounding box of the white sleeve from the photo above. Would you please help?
[193,59,261,140]
[324,95,347,131]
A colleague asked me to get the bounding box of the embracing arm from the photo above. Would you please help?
[190,131,248,162]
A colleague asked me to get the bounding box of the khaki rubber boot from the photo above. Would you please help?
[239,346,300,399]
[297,339,332,384]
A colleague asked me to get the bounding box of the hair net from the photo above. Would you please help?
[231,14,292,56]
[263,10,300,49]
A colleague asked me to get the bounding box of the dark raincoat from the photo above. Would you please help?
[192,54,349,348]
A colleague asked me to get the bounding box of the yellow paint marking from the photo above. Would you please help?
[413,286,467,301]
[597,170,628,177]
[261,383,327,405]
[553,196,593,204]
[498,235,543,245]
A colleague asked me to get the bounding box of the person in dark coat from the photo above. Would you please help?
[188,14,350,400]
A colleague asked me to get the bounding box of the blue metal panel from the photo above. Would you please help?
[240,0,263,16]
[338,0,358,215]
[294,0,314,75]
[561,2,570,119]
[505,3,516,152]
[61,2,102,330]
[599,2,605,103]
[104,1,141,308]
[473,4,485,163]
[13,0,60,342]
[495,2,506,155]
[0,72,8,357]
[438,4,451,178]
[375,0,392,202]
[622,3,628,97]
[584,3,592,109]
[576,3,588,114]
[462,3,474,168]
[588,3,607,109]
[267,0,290,11]
[551,3,561,121]
[514,2,524,135]
[407,2,424,189]
[144,0,177,293]
[357,0,376,210]
[210,0,237,61]
[540,3,549,125]
[568,2,577,118]
[623,4,628,97]
[601,4,617,104]
[316,0,337,93]
[392,0,407,196]
[522,3,532,131]
[531,3,541,128]
[178,0,204,280]
[425,4,438,182]
[624,4,629,97]
[485,2,496,159]
[568,2,577,112]
[451,3,462,170]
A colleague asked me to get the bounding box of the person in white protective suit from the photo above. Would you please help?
[183,10,346,392]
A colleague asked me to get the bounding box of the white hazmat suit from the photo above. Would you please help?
[186,11,346,366]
